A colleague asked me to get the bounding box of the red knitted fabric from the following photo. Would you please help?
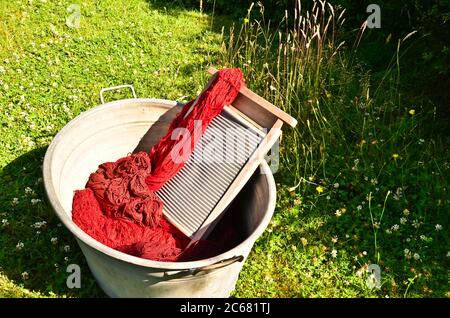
[71,68,244,261]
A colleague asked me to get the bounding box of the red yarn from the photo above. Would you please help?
[72,188,184,261]
[84,151,163,227]
[146,68,243,190]
[71,68,244,261]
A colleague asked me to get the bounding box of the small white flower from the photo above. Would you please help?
[50,237,58,245]
[333,183,339,189]
[45,124,54,132]
[435,224,442,231]
[32,221,47,229]
[64,245,70,252]
[331,249,338,258]
[269,85,277,91]
[404,249,412,259]
[31,198,41,205]
[24,187,33,195]
[406,237,411,242]
[21,271,29,280]
[326,195,331,200]
[385,229,392,234]
[335,209,342,217]
[418,138,425,144]
[16,242,24,250]
[362,251,367,256]
[420,235,426,241]
[446,251,450,258]
[12,198,19,206]
[391,224,399,231]
[400,217,407,224]
[64,256,69,262]
[370,178,378,185]
[357,205,362,211]
[1,219,8,226]
[331,236,338,243]
[413,253,420,260]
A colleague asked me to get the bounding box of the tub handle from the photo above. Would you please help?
[99,85,137,104]
[163,255,244,279]
[191,255,244,274]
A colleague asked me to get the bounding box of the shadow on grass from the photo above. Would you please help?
[0,147,105,297]
[144,0,237,34]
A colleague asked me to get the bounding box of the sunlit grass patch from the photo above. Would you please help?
[221,1,449,297]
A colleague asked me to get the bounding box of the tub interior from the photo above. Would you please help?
[48,100,272,252]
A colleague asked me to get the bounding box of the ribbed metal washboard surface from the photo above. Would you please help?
[157,113,262,237]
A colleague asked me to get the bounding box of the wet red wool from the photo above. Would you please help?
[72,68,244,261]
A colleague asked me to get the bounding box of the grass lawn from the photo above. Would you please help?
[0,0,448,297]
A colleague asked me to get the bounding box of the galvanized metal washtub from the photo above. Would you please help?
[43,86,276,298]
